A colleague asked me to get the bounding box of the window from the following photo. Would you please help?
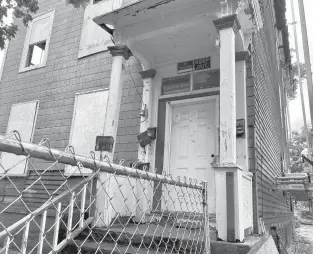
[19,9,55,72]
[161,69,220,96]
[193,69,220,90]
[0,101,39,175]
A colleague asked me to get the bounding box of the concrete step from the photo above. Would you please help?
[61,234,277,254]
[66,222,216,253]
[65,240,174,253]
[144,211,216,233]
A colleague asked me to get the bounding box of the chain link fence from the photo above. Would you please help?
[0,131,211,253]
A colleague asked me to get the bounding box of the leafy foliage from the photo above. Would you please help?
[289,126,310,173]
[287,62,307,100]
[0,0,40,50]
[0,0,90,50]
[66,0,89,9]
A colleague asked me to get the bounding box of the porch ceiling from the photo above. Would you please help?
[129,15,219,68]
[94,0,229,68]
[93,0,232,31]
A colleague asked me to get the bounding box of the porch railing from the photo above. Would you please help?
[0,131,210,253]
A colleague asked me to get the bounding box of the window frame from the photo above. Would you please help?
[19,9,55,73]
[160,68,220,98]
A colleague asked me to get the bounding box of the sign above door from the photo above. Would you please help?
[178,57,211,74]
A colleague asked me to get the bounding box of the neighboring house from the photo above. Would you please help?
[0,0,293,248]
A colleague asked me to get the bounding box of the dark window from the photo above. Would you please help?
[26,41,46,67]
[161,74,190,95]
[193,69,220,90]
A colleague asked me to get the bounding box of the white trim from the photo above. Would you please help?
[19,9,55,73]
[162,95,219,176]
[0,41,10,82]
[160,87,219,100]
[163,102,172,175]
[65,92,83,176]
[75,88,108,96]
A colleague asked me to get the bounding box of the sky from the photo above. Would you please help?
[286,0,313,131]
[0,1,312,131]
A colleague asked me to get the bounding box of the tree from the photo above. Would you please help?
[287,61,307,100]
[0,0,89,50]
[289,126,310,173]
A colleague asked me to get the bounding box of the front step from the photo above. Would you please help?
[61,221,216,253]
[144,211,217,234]
[70,240,158,254]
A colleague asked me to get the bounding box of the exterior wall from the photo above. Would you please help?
[0,0,142,215]
[247,0,293,249]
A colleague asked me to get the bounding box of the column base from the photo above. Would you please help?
[214,165,245,242]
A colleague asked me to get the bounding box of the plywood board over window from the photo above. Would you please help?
[78,1,115,58]
[19,9,55,73]
[0,101,39,176]
[65,89,109,175]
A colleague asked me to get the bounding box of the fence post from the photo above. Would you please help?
[202,181,211,254]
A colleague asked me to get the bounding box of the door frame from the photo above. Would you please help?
[163,95,219,176]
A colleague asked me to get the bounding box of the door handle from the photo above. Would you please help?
[211,154,215,158]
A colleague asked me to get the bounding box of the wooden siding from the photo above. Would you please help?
[0,0,142,217]
[247,0,293,248]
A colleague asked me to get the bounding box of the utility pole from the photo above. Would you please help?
[290,0,311,157]
[298,0,313,161]
[298,0,313,127]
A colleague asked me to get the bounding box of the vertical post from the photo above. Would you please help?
[213,14,239,165]
[298,0,313,127]
[236,51,249,171]
[135,69,156,222]
[21,221,30,254]
[37,210,47,254]
[53,202,62,249]
[102,45,132,161]
[202,181,211,254]
[290,0,311,158]
[96,45,132,227]
[213,14,245,242]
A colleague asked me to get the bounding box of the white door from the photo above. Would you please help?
[164,98,217,213]
[65,89,108,175]
[0,101,39,175]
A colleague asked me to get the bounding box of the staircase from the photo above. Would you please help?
[61,212,217,253]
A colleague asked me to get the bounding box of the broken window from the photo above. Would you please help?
[26,42,46,67]
[19,9,55,72]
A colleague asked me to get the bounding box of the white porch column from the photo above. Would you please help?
[135,69,156,222]
[236,51,249,171]
[213,14,245,242]
[96,45,132,227]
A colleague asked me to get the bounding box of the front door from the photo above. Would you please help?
[163,97,218,214]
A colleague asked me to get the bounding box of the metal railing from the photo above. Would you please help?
[0,131,210,253]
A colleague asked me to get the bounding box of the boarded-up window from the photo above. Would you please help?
[78,2,114,58]
[0,101,39,175]
[65,90,109,175]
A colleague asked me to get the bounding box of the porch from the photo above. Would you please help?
[92,0,263,242]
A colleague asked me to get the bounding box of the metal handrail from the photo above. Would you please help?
[0,135,203,190]
[0,135,207,253]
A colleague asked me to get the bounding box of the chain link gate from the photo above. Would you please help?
[0,131,211,253]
